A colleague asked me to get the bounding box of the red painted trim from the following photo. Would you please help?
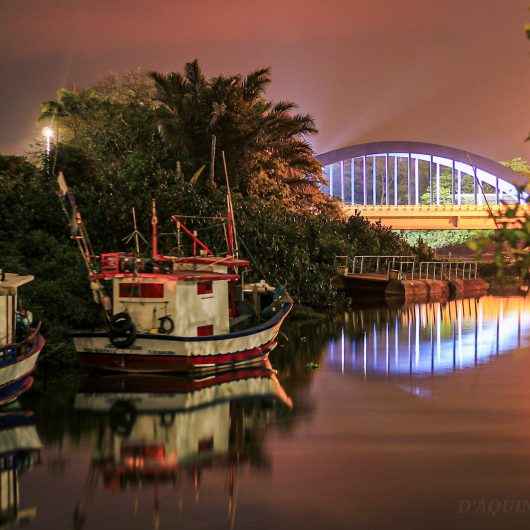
[197,324,214,336]
[79,365,274,394]
[79,339,277,373]
[164,256,250,267]
[119,283,164,298]
[197,281,213,295]
[94,271,239,282]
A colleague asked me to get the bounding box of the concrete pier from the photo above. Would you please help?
[335,256,489,302]
[339,275,489,301]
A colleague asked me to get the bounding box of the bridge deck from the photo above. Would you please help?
[343,204,528,230]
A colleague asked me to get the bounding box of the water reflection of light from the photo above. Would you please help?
[325,297,530,377]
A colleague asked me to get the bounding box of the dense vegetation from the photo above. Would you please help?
[400,230,490,250]
[1,62,411,365]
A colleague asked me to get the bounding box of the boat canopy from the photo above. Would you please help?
[0,274,34,296]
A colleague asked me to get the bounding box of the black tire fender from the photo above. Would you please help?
[109,400,137,436]
[109,312,137,348]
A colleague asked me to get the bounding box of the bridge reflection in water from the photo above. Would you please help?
[326,296,530,377]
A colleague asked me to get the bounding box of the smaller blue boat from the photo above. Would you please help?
[0,272,45,405]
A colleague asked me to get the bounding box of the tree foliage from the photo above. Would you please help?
[0,63,415,365]
[469,158,530,280]
[150,60,325,209]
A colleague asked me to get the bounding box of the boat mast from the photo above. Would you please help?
[221,151,238,258]
[151,199,159,260]
[57,172,96,275]
[57,172,111,320]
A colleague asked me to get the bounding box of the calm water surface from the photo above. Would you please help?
[9,295,530,530]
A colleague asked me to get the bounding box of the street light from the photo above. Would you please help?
[42,126,54,155]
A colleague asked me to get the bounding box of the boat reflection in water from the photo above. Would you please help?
[0,406,42,528]
[326,296,530,377]
[73,362,292,529]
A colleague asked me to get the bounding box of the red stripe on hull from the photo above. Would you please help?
[80,340,277,373]
[80,366,274,394]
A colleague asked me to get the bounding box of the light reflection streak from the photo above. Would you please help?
[325,296,530,377]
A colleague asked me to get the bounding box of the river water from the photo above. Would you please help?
[7,295,530,529]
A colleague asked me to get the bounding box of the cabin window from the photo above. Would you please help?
[119,283,164,298]
[197,281,213,295]
[198,437,214,453]
[197,324,214,336]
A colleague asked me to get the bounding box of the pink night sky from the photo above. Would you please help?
[1,0,529,160]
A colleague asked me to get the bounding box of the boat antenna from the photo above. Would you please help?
[151,199,159,259]
[123,207,148,256]
[222,151,239,258]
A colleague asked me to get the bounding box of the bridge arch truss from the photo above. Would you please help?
[318,141,527,207]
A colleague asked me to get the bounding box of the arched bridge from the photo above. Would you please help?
[318,141,528,229]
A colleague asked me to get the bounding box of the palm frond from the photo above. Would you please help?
[242,67,271,101]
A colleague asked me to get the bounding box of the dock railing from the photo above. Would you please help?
[350,256,414,276]
[337,255,479,281]
[417,261,478,280]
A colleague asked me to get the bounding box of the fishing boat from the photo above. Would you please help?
[58,172,293,373]
[0,272,45,404]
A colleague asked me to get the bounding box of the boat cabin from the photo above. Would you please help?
[0,273,34,347]
[96,254,247,337]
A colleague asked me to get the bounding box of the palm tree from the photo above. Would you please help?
[150,60,323,196]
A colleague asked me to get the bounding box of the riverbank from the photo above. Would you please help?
[479,263,526,296]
